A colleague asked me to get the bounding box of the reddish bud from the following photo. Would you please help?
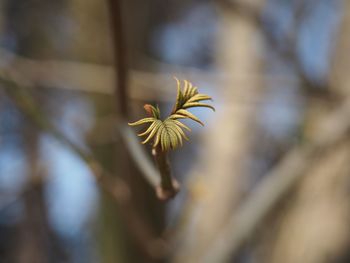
[144,104,153,116]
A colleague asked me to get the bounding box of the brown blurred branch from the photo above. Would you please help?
[173,2,266,260]
[203,98,350,262]
[220,0,337,100]
[0,47,300,101]
[107,0,128,116]
[0,76,168,260]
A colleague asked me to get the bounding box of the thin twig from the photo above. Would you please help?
[106,0,181,203]
[106,0,174,255]
[203,98,350,262]
[152,146,180,201]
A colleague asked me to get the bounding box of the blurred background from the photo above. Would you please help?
[0,0,349,262]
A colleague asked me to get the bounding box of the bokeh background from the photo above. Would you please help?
[0,0,349,262]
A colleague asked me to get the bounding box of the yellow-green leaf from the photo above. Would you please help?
[186,94,212,103]
[171,122,189,141]
[168,114,187,120]
[128,117,156,126]
[141,120,162,144]
[171,119,191,131]
[183,102,215,111]
[176,109,204,126]
[138,120,159,136]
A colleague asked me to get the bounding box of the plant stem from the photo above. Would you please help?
[152,146,179,200]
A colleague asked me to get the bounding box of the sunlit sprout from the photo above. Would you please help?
[129,77,215,151]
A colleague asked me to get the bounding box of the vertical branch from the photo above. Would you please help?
[16,121,48,263]
[152,146,179,201]
[107,0,128,116]
[106,0,167,261]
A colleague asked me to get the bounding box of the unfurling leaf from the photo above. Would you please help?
[175,109,204,126]
[128,77,214,151]
[128,117,155,126]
